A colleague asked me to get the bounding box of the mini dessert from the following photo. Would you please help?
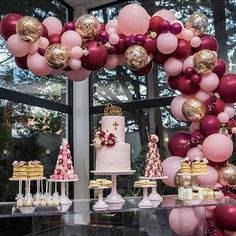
[191,157,202,174]
[134,180,156,188]
[180,157,191,174]
[89,179,112,189]
[200,158,208,174]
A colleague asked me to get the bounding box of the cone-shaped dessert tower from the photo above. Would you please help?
[50,138,78,180]
[144,134,164,177]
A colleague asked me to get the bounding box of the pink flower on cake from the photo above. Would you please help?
[92,129,117,148]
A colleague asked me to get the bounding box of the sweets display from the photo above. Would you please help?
[180,157,191,174]
[180,157,208,174]
[134,180,157,188]
[89,179,112,189]
[12,160,44,179]
[144,134,164,177]
[93,104,131,172]
[50,138,78,180]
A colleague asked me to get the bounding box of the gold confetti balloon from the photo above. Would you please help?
[193,49,217,74]
[124,45,148,71]
[186,12,208,36]
[45,44,71,69]
[16,16,42,42]
[174,170,198,187]
[217,164,236,187]
[75,14,100,39]
[182,98,206,122]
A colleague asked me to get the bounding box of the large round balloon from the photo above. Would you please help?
[193,34,218,52]
[168,131,192,157]
[205,97,225,116]
[199,115,221,136]
[173,39,191,60]
[197,165,218,186]
[217,163,236,187]
[178,74,200,95]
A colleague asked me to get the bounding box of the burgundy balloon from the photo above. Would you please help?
[81,40,108,70]
[42,23,48,38]
[199,115,221,136]
[170,23,182,35]
[226,118,236,134]
[191,73,201,85]
[38,48,45,56]
[153,50,170,64]
[124,35,136,47]
[214,205,236,231]
[193,34,218,53]
[97,31,109,43]
[215,74,236,103]
[184,67,195,78]
[0,13,22,40]
[115,34,126,54]
[173,39,191,60]
[99,23,106,32]
[133,62,153,76]
[144,36,157,54]
[15,54,28,69]
[135,34,146,46]
[190,129,205,146]
[149,16,164,35]
[178,74,199,95]
[205,97,225,116]
[108,45,117,54]
[212,58,226,78]
[159,20,171,33]
[63,21,75,31]
[168,131,192,157]
[168,73,182,90]
[48,34,61,45]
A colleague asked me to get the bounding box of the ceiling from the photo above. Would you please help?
[64,0,115,8]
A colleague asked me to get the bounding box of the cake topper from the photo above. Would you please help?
[104,103,123,116]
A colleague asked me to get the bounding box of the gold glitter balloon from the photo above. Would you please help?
[45,44,71,69]
[182,98,206,122]
[174,170,198,187]
[75,14,100,39]
[186,12,208,36]
[16,16,42,42]
[193,49,217,74]
[217,164,236,187]
[124,45,148,71]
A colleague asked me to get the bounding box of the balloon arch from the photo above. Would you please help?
[1,3,236,235]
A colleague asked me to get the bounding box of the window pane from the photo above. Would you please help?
[0,99,67,201]
[0,0,68,103]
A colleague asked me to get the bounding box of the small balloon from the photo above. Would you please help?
[217,164,236,187]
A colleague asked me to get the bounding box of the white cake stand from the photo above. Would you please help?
[91,171,135,205]
[138,186,154,208]
[91,187,111,211]
[139,176,168,201]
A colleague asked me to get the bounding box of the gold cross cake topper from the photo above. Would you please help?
[104,103,123,116]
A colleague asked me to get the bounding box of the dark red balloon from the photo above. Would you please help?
[212,59,226,78]
[63,21,75,31]
[168,73,182,90]
[81,40,108,70]
[168,131,192,157]
[215,74,236,103]
[149,16,164,35]
[226,118,236,134]
[193,34,218,53]
[15,54,28,69]
[133,62,153,76]
[205,97,225,116]
[178,74,199,95]
[115,34,126,54]
[173,39,191,60]
[191,73,201,85]
[99,23,106,32]
[214,205,236,231]
[144,36,157,54]
[48,34,61,45]
[0,13,22,40]
[190,129,205,146]
[153,50,170,64]
[42,23,48,38]
[199,115,221,136]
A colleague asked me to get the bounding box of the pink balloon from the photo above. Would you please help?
[182,29,194,41]
[218,112,230,123]
[105,19,120,33]
[105,54,119,69]
[157,32,178,54]
[187,147,204,161]
[183,55,194,71]
[153,9,176,21]
[224,106,235,118]
[107,28,116,35]
[190,36,201,48]
[164,57,183,76]
[194,207,206,221]
[199,72,219,92]
[170,94,188,121]
[69,58,81,70]
[206,208,214,218]
[42,16,62,36]
[38,37,49,49]
[61,30,82,49]
[71,46,84,59]
[7,34,29,57]
[202,133,233,162]
[195,89,212,102]
[109,33,120,45]
[197,165,218,186]
[66,66,91,82]
[27,53,52,76]
[162,156,182,187]
[146,54,153,65]
[28,42,38,54]
[169,208,199,235]
[189,122,200,133]
[118,4,150,36]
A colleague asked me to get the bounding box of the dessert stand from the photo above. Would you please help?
[139,176,168,201]
[90,187,111,211]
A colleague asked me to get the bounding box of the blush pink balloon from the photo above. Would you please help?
[107,28,116,35]
[170,94,188,121]
[190,36,201,48]
[164,57,183,76]
[69,58,81,70]
[71,46,84,59]
[42,16,62,36]
[157,32,178,54]
[206,209,214,218]
[162,156,182,187]
[182,29,194,41]
[183,55,194,71]
[199,72,219,92]
[66,66,91,82]
[105,19,120,33]
[61,30,82,49]
[224,106,235,118]
[218,112,230,123]
[7,34,29,57]
[169,208,199,235]
[195,89,212,102]
[109,33,120,45]
[187,147,204,161]
[28,42,38,54]
[146,54,153,65]
[194,207,206,221]
[153,9,176,21]
[189,122,200,133]
[38,37,49,49]
[197,165,218,186]
[105,54,120,69]
[118,4,150,35]
[27,52,52,76]
[202,133,233,162]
